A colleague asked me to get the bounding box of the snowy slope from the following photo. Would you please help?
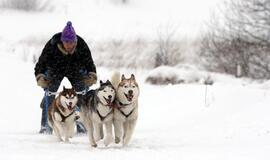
[1,56,270,160]
[0,0,222,41]
[0,0,223,68]
[1,0,270,159]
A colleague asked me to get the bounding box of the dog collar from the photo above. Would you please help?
[96,109,113,121]
[55,107,75,122]
[113,100,134,118]
[117,107,135,118]
[114,101,131,109]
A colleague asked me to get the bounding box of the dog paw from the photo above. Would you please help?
[123,141,129,146]
[104,137,113,146]
[123,138,130,146]
[65,137,71,143]
[91,143,97,148]
[57,137,64,142]
[115,137,121,144]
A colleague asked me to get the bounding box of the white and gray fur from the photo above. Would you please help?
[48,86,78,142]
[111,72,140,146]
[80,80,116,147]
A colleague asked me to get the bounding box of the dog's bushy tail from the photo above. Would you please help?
[111,71,120,89]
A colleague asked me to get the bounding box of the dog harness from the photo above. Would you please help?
[55,102,76,122]
[114,101,135,118]
[61,111,75,122]
[96,109,113,121]
[95,97,114,121]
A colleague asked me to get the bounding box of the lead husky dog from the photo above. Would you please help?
[111,73,140,146]
[80,80,116,147]
[48,86,78,142]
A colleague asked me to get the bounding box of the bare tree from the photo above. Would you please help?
[200,0,270,79]
[154,25,184,67]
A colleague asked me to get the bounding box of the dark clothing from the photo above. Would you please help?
[34,32,96,78]
[36,32,94,134]
[40,70,88,109]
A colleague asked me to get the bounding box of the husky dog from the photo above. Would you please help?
[80,80,116,147]
[48,86,78,142]
[111,73,140,146]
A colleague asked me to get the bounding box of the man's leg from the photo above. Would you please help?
[39,73,63,134]
[39,96,55,134]
[68,74,89,134]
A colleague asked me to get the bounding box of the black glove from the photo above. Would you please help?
[83,72,97,87]
[36,74,50,88]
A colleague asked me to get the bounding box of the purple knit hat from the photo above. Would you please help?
[61,21,77,42]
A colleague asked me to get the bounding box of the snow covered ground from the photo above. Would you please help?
[1,0,270,159]
[1,56,270,160]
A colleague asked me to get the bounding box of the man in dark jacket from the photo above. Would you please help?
[35,21,97,134]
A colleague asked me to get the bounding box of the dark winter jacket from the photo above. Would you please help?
[34,33,96,78]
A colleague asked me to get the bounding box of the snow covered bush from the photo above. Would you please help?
[145,65,207,85]
[145,66,181,85]
[0,0,50,11]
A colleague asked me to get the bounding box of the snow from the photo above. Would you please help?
[0,0,223,68]
[1,56,270,160]
[0,0,221,41]
[1,0,270,159]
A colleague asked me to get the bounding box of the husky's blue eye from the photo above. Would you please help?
[124,86,128,88]
[104,90,107,93]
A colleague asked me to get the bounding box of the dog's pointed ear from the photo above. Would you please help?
[106,80,111,85]
[63,86,66,91]
[121,74,126,81]
[131,74,135,80]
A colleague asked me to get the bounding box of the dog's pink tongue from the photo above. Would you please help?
[68,105,73,111]
[128,95,133,101]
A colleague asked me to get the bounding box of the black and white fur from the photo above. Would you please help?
[80,80,116,147]
[111,72,140,146]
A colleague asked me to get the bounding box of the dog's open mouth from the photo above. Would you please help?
[66,103,74,111]
[103,96,113,105]
[125,93,134,102]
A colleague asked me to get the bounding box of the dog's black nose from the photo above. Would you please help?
[108,95,112,99]
[69,102,72,106]
[128,90,133,94]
